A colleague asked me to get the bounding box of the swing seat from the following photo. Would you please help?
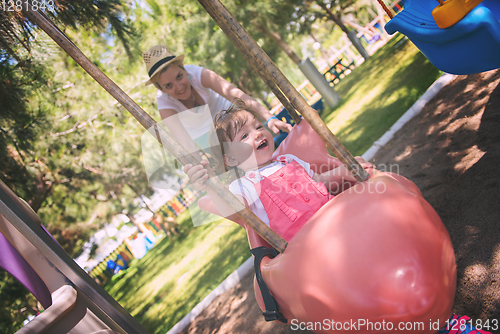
[384,0,500,75]
[198,119,456,332]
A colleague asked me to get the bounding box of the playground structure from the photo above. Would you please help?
[0,0,480,332]
[86,187,199,284]
[0,179,148,333]
[269,9,397,116]
[383,0,500,75]
[1,168,199,333]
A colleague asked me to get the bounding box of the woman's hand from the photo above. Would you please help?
[314,156,376,187]
[183,159,210,191]
[266,116,293,134]
[354,156,375,170]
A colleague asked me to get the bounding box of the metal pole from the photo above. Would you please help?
[198,0,370,182]
[298,58,341,108]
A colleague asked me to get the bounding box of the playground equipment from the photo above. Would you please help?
[0,181,148,333]
[382,0,500,75]
[432,0,484,28]
[106,254,129,276]
[199,118,456,333]
[323,57,356,86]
[2,0,459,332]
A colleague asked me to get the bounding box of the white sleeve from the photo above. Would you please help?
[228,178,260,206]
[285,154,314,178]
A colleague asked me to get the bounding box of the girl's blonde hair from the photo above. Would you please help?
[209,99,262,180]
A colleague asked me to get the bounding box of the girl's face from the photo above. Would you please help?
[157,65,191,100]
[225,111,275,172]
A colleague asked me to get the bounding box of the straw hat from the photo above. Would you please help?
[142,45,185,86]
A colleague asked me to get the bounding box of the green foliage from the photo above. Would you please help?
[1,0,141,256]
[0,60,50,201]
[0,2,147,330]
[0,270,40,334]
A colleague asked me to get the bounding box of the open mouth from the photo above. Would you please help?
[257,139,268,150]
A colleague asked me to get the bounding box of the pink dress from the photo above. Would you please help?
[243,155,331,241]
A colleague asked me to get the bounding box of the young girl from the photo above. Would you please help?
[184,101,373,241]
[184,102,492,334]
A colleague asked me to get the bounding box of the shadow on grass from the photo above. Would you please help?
[335,51,440,155]
[371,70,500,321]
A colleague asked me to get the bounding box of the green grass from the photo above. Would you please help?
[105,206,250,334]
[105,33,443,333]
[321,34,442,156]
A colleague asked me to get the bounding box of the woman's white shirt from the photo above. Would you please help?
[156,65,232,141]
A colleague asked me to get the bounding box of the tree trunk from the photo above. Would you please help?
[255,20,341,108]
[126,181,155,214]
[259,92,272,109]
[140,195,156,214]
[30,175,56,213]
[316,1,370,61]
[126,212,139,227]
[256,22,302,65]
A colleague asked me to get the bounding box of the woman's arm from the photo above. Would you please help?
[200,68,292,134]
[159,108,199,154]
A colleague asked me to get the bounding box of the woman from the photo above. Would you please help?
[142,44,292,154]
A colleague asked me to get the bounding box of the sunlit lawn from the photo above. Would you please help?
[322,33,442,156]
[105,206,250,334]
[105,33,442,334]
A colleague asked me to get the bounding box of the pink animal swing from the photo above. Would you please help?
[192,1,457,332]
[199,117,456,333]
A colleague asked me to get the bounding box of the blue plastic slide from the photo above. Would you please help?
[384,0,500,75]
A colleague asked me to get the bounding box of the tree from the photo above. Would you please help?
[0,0,154,333]
[268,0,371,61]
[0,270,40,333]
[315,0,371,60]
[1,0,139,249]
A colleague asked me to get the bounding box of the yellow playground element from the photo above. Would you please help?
[432,0,484,28]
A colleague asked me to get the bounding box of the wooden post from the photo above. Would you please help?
[376,0,395,19]
[23,8,287,253]
[198,0,370,182]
